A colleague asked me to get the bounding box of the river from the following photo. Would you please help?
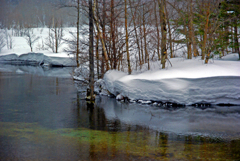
[0,66,240,160]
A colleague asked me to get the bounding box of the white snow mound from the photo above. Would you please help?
[104,57,240,105]
[0,53,76,67]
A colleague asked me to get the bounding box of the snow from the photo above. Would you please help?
[0,28,71,57]
[0,28,78,67]
[221,53,240,61]
[0,63,74,77]
[94,79,109,96]
[116,94,124,100]
[103,54,240,105]
[0,53,76,67]
[1,27,240,105]
[138,100,152,104]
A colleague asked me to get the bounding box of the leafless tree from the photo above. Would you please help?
[24,27,40,52]
[4,29,14,50]
[89,0,95,101]
[45,18,64,53]
[0,32,6,52]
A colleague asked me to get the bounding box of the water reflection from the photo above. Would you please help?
[1,72,240,160]
[94,97,240,138]
[0,64,74,78]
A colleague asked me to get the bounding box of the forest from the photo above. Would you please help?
[0,0,239,76]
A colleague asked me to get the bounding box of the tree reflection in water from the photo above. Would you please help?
[1,72,240,160]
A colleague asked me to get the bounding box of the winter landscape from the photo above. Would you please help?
[0,0,240,160]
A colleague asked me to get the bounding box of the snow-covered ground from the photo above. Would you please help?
[0,28,79,67]
[0,28,72,57]
[1,28,240,105]
[102,54,240,105]
[0,64,74,78]
[0,53,77,67]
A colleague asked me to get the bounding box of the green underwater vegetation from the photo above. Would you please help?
[1,122,240,160]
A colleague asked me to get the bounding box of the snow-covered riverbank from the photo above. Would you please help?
[0,53,76,67]
[0,28,78,67]
[102,54,240,105]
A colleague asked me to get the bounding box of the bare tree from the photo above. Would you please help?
[45,17,64,53]
[24,27,40,52]
[89,0,95,101]
[0,31,6,52]
[93,0,109,71]
[125,0,131,74]
[158,0,167,69]
[4,29,14,50]
[76,0,81,67]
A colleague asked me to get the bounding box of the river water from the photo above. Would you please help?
[0,66,240,160]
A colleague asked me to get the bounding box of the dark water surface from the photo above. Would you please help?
[0,71,240,161]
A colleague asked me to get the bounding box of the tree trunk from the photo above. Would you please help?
[234,18,239,57]
[118,50,122,71]
[158,0,167,69]
[143,5,150,70]
[125,0,131,74]
[129,0,142,68]
[101,0,106,78]
[111,0,117,69]
[154,0,161,61]
[185,19,192,59]
[139,16,144,65]
[187,41,192,59]
[93,0,109,72]
[55,25,58,53]
[187,2,192,59]
[165,1,173,58]
[96,32,100,79]
[76,0,80,67]
[189,0,198,57]
[202,3,210,61]
[89,0,95,101]
[95,0,100,79]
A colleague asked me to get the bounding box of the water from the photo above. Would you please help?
[0,69,240,160]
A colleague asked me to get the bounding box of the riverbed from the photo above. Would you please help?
[0,68,240,160]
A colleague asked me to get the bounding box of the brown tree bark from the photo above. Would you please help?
[139,15,144,65]
[76,0,80,67]
[54,20,58,53]
[125,0,131,74]
[234,18,239,58]
[189,0,199,57]
[165,1,173,58]
[143,4,150,70]
[158,0,167,69]
[187,1,192,59]
[111,0,117,69]
[202,3,210,61]
[89,0,94,101]
[129,0,142,68]
[96,32,100,79]
[154,0,161,61]
[93,0,109,71]
[101,0,106,78]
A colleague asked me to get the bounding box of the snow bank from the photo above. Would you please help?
[0,64,74,77]
[104,56,240,105]
[0,53,76,67]
[220,53,240,61]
